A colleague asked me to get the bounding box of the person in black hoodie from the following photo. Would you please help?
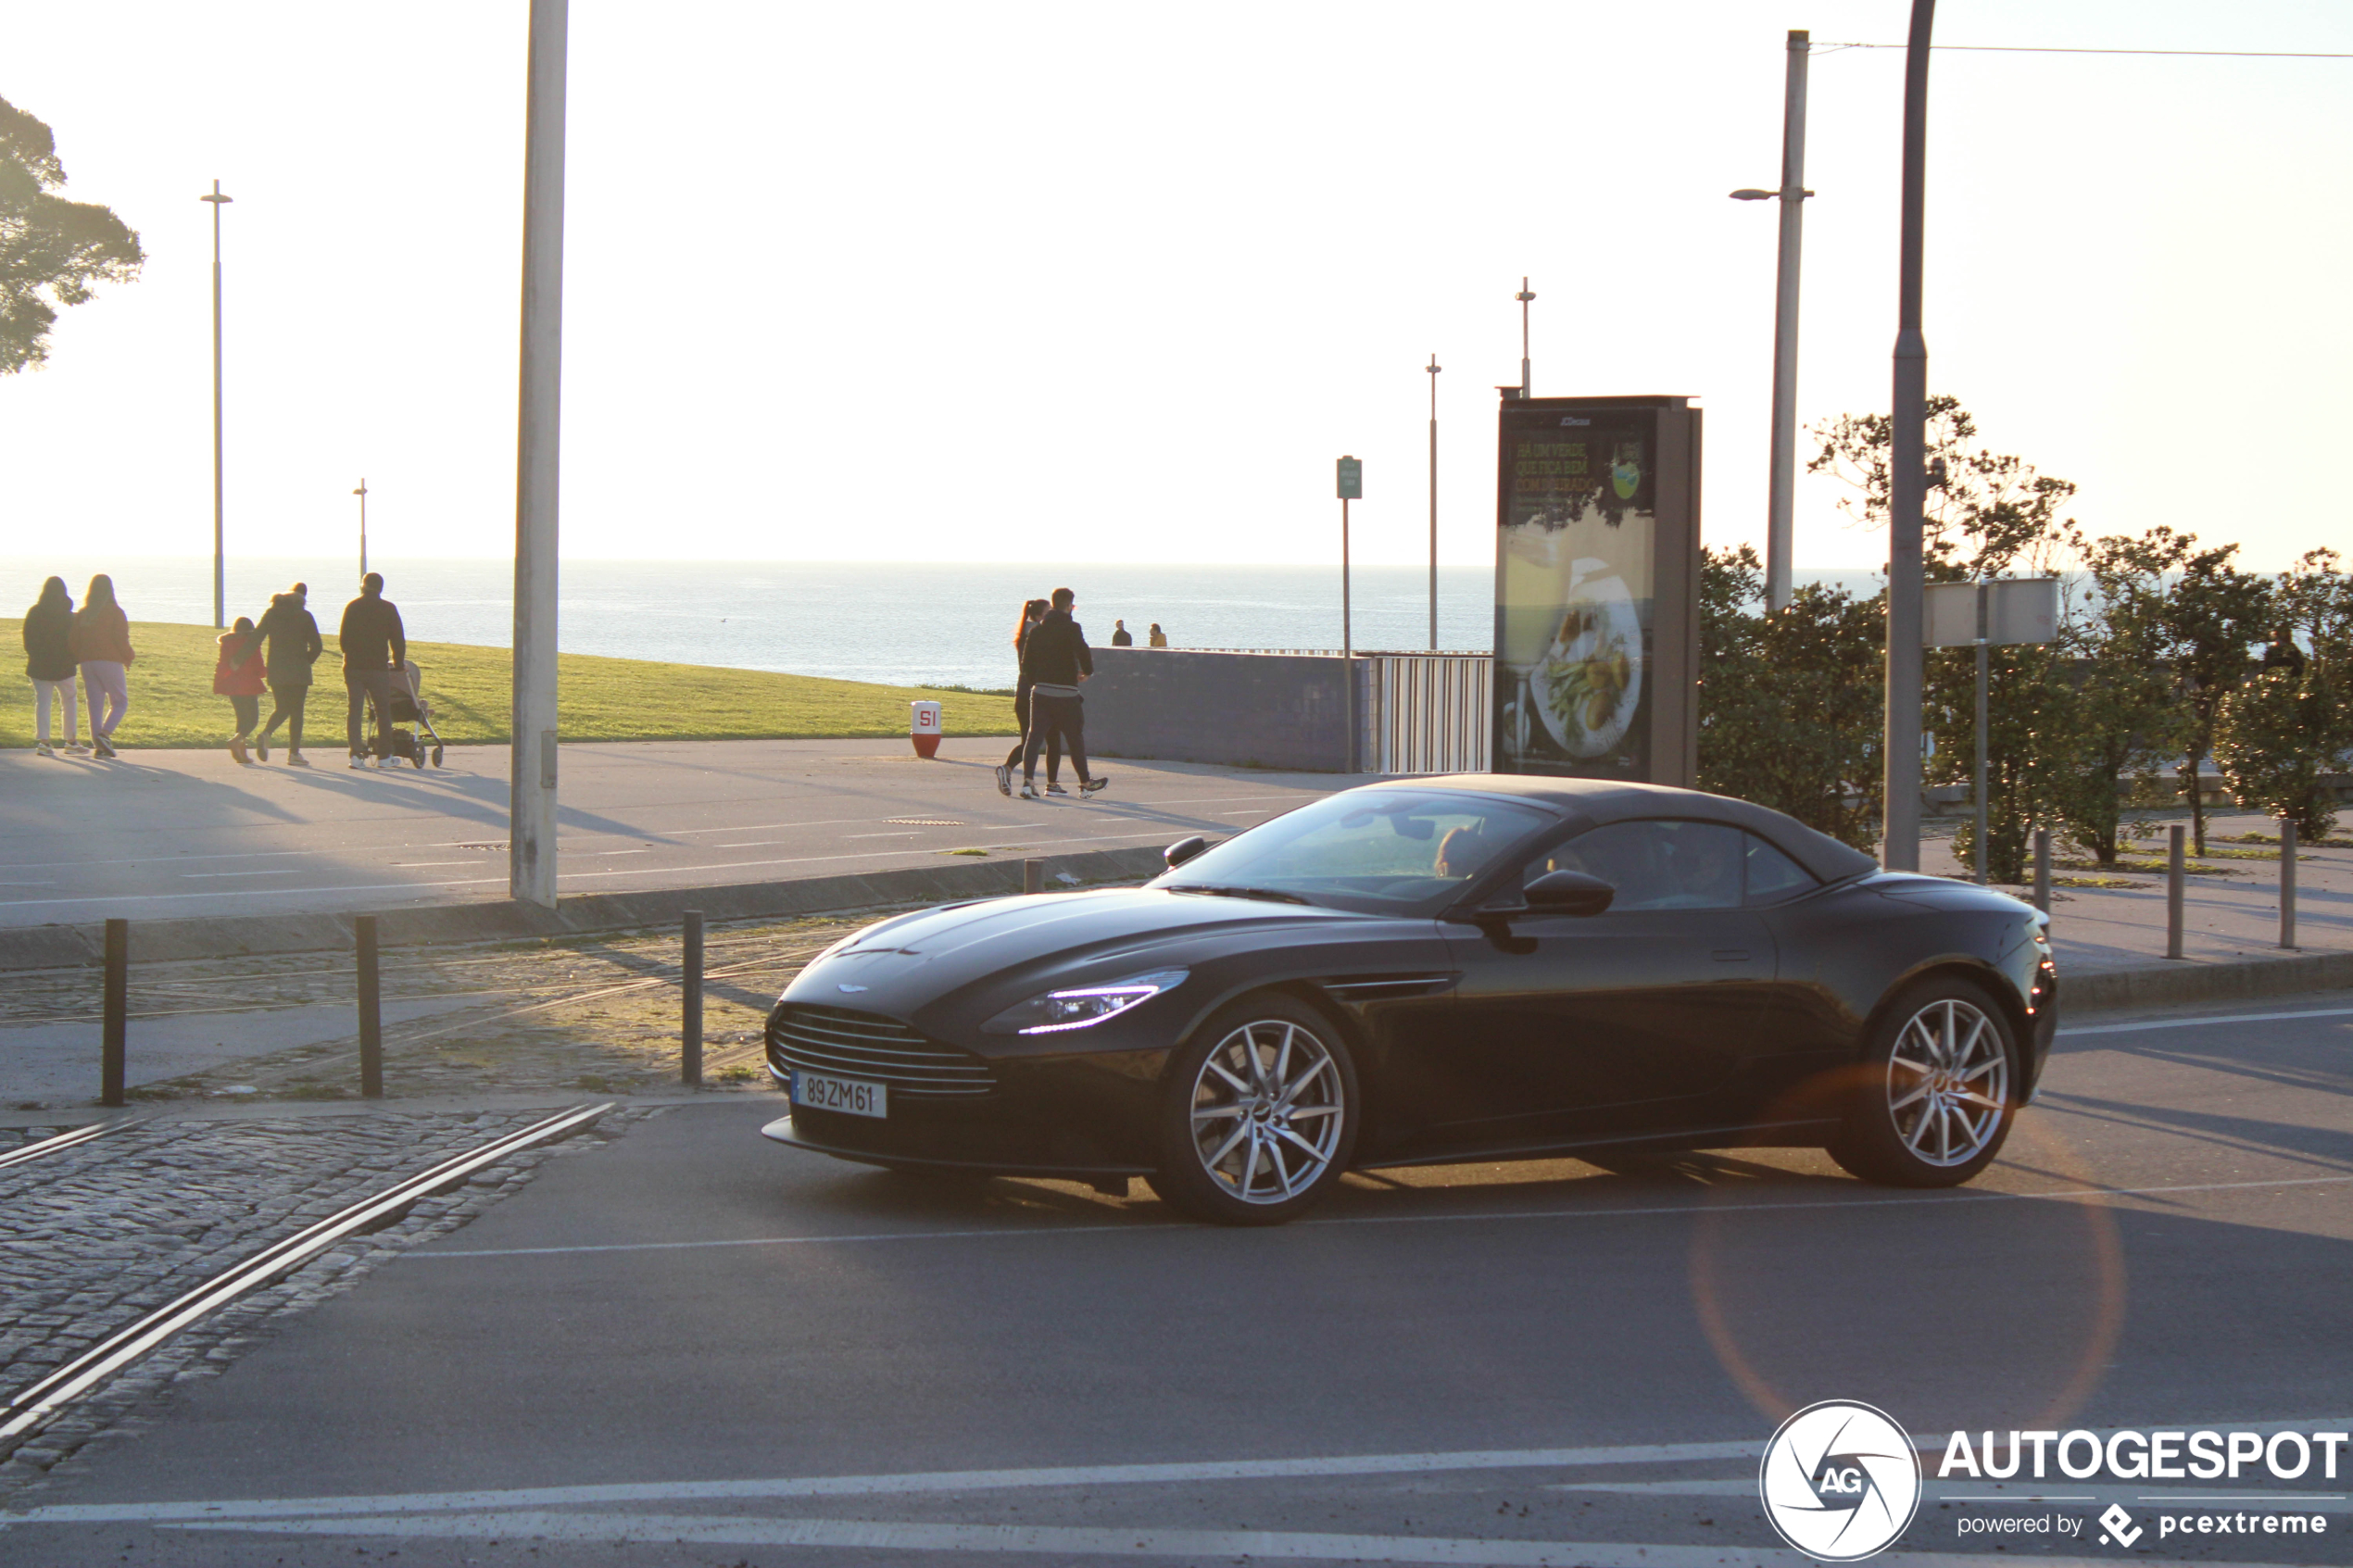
[1016,586,1107,800]
[22,576,82,757]
[254,584,323,765]
[339,572,408,769]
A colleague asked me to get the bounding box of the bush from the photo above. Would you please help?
[2217,667,2340,841]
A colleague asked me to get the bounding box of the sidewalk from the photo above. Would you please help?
[1919,809,2350,1006]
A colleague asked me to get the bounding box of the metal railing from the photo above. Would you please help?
[1363,653,1491,775]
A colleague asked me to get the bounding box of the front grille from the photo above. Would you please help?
[768,1004,996,1098]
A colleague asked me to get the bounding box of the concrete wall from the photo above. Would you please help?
[1081,647,1356,772]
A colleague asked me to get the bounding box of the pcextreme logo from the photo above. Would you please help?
[1759,1400,1923,1562]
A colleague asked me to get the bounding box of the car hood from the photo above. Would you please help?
[783,886,1373,1022]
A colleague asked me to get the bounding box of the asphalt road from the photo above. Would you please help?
[8,996,2353,1565]
[0,738,1356,927]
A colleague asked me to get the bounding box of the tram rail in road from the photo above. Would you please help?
[0,1102,613,1443]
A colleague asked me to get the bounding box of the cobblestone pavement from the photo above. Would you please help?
[0,911,888,1108]
[0,1105,656,1504]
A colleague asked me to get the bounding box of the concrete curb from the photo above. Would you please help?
[0,846,1172,972]
[2062,948,2353,1013]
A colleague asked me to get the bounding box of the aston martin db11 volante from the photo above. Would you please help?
[761,776,2057,1224]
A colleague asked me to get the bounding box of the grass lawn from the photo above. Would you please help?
[3,619,1016,750]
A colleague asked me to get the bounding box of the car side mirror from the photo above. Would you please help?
[1164,835,1208,869]
[1525,869,1615,915]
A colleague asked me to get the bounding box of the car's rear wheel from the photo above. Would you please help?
[1145,995,1357,1226]
[1829,979,2019,1187]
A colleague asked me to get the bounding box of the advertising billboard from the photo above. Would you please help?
[1492,395,1700,785]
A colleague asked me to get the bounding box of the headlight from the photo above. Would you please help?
[986,968,1188,1035]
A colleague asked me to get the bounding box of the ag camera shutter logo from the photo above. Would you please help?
[1760,1400,1923,1561]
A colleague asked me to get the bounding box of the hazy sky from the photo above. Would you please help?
[6,1,2348,571]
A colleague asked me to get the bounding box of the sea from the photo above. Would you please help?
[2,557,1506,690]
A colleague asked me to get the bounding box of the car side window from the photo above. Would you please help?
[1743,834,1818,906]
[1524,820,1743,911]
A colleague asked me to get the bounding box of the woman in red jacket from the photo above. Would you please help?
[67,574,134,759]
[214,616,269,763]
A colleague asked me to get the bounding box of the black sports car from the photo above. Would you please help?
[761,776,2057,1224]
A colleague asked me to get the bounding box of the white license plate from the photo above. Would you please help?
[791,1069,887,1119]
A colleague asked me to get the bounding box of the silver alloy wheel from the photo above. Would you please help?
[1885,997,2010,1167]
[1188,1018,1346,1205]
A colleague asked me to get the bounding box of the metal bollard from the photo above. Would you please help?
[101,918,127,1108]
[2032,828,2051,915]
[1024,859,1044,896]
[682,909,704,1086]
[2166,824,2186,960]
[2280,820,2298,950]
[357,916,383,1098]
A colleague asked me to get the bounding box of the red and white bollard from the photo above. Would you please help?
[910,699,942,759]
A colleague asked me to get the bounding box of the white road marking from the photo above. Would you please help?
[6,1440,1765,1522]
[2062,1007,2353,1036]
[388,860,478,868]
[844,832,919,839]
[408,1172,2353,1261]
[177,869,304,879]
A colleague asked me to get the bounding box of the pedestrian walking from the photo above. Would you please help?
[67,574,134,759]
[1017,586,1106,800]
[995,597,1061,797]
[254,583,322,765]
[1110,619,1133,646]
[339,571,407,769]
[214,616,268,763]
[1148,622,1168,648]
[22,576,83,757]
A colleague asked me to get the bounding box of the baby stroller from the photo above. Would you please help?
[383,660,447,769]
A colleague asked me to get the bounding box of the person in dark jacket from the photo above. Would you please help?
[214,616,269,763]
[1110,619,1133,646]
[254,584,323,765]
[1016,587,1106,799]
[22,576,82,757]
[994,597,1061,797]
[339,572,408,769]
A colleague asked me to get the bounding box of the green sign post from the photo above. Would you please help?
[1336,456,1362,772]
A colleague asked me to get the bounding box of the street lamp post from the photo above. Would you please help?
[1882,0,1937,873]
[513,0,569,910]
[1426,354,1441,650]
[1730,30,1813,614]
[1515,279,1536,396]
[353,480,370,578]
[199,180,233,630]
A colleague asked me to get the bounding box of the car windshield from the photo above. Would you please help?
[1155,789,1555,914]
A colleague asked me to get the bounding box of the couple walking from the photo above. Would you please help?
[22,574,134,758]
[995,587,1108,802]
[211,573,408,767]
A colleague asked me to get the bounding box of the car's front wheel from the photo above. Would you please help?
[1145,995,1358,1225]
[1829,979,2019,1187]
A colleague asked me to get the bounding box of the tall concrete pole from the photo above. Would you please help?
[512,0,568,909]
[353,479,369,578]
[1881,0,1935,872]
[199,181,233,630]
[1766,31,1810,614]
[1516,279,1535,396]
[1427,354,1441,650]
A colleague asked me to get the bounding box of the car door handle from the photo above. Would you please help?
[1712,949,1752,962]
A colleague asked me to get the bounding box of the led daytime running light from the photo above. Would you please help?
[1007,969,1187,1035]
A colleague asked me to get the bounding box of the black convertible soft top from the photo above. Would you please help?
[1372,774,1880,888]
